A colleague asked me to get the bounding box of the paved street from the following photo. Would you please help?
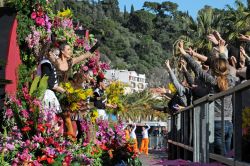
[139,149,168,166]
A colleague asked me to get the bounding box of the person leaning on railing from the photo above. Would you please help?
[177,40,237,156]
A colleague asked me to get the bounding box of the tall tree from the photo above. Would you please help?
[130,4,134,14]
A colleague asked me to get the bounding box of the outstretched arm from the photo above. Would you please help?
[72,52,94,65]
[165,60,186,96]
[178,41,217,86]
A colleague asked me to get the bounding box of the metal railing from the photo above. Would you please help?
[168,80,250,166]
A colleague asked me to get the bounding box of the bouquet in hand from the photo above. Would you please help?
[59,82,93,112]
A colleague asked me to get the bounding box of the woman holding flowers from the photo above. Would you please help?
[55,42,94,139]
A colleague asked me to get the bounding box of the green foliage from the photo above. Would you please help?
[127,10,155,34]
[119,90,168,122]
[16,14,34,45]
[11,0,250,87]
[17,64,33,91]
[29,76,48,100]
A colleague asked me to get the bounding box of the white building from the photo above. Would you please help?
[105,70,148,93]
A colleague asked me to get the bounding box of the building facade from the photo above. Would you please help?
[105,70,148,93]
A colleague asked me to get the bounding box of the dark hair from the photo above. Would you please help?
[59,42,69,58]
[228,45,240,68]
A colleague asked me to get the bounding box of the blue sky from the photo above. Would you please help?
[119,0,247,18]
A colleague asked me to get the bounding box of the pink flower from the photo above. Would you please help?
[5,108,13,118]
[82,66,88,71]
[46,22,52,31]
[21,110,29,119]
[35,17,45,26]
[33,160,43,166]
[31,12,37,19]
[92,69,98,76]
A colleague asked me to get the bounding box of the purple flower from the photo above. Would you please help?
[18,148,32,161]
[46,22,52,31]
[33,134,44,143]
[6,143,15,150]
[45,147,55,156]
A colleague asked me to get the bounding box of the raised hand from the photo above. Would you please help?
[165,59,171,69]
[240,46,247,57]
[218,40,227,54]
[178,40,187,55]
[230,56,237,68]
[239,34,250,42]
[207,34,219,45]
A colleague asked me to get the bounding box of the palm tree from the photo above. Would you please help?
[224,0,250,41]
[118,90,168,123]
[179,6,222,53]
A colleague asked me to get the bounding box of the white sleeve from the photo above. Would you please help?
[146,124,150,130]
[132,124,136,132]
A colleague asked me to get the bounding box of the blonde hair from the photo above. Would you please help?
[213,58,229,91]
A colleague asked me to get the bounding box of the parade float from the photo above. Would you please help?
[0,0,141,165]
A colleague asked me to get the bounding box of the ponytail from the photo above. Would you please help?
[217,75,228,91]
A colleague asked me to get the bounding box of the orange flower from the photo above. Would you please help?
[108,150,113,159]
[37,155,47,162]
[47,157,54,164]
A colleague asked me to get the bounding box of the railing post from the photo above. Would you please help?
[193,105,201,162]
[200,102,210,163]
[177,114,181,158]
[183,110,189,160]
[234,91,242,161]
[208,102,214,149]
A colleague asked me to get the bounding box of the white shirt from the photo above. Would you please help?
[130,125,137,139]
[142,125,151,139]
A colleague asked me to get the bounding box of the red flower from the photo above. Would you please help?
[36,5,44,17]
[26,121,34,125]
[37,155,47,162]
[98,72,105,79]
[37,124,45,132]
[44,123,51,128]
[45,137,54,145]
[63,155,71,165]
[21,126,31,132]
[54,42,59,48]
[47,157,54,164]
[100,144,108,151]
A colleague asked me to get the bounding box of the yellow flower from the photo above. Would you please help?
[57,8,73,18]
[71,103,79,111]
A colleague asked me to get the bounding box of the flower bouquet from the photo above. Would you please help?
[59,82,93,112]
